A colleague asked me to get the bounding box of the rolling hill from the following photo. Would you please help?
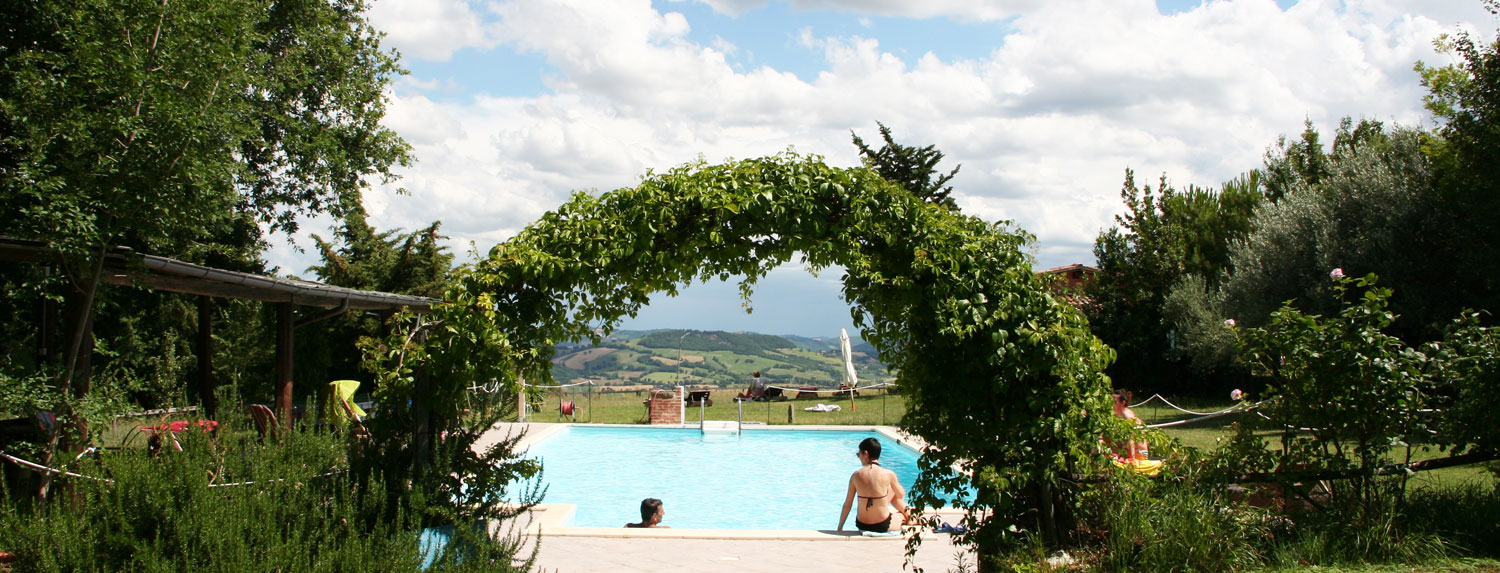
[549,329,889,390]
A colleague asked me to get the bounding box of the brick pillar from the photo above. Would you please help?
[647,387,684,425]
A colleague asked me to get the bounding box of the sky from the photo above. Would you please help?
[264,0,1496,338]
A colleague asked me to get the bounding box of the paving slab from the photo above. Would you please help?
[519,532,974,573]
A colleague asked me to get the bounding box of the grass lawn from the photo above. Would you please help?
[1132,396,1495,488]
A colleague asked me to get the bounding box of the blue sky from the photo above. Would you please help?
[267,0,1494,337]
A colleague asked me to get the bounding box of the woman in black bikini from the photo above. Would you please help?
[837,437,910,533]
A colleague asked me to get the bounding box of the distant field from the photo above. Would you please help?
[559,347,616,370]
[549,329,891,387]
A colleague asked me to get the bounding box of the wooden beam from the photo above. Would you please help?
[101,273,426,311]
[2,237,437,312]
[197,295,217,420]
[274,302,294,429]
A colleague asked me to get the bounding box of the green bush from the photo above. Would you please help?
[1088,482,1274,572]
[1402,480,1500,559]
[0,428,534,572]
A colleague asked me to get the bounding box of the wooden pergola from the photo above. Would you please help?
[0,237,439,426]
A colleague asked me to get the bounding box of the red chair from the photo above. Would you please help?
[249,404,279,438]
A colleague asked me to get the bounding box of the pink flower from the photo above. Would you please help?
[1230,389,1244,401]
[1330,268,1345,279]
[1224,318,1236,328]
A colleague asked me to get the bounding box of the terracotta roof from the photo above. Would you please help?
[1037,263,1100,275]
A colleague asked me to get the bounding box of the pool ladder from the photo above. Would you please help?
[698,400,742,435]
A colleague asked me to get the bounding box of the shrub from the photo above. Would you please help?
[0,428,535,572]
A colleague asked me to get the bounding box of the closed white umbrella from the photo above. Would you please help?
[841,329,858,411]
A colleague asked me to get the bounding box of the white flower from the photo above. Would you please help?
[1224,318,1236,328]
[1230,389,1244,401]
[1330,268,1345,279]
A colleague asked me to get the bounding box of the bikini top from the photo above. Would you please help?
[856,463,890,509]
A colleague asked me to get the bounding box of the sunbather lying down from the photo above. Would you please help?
[804,403,842,412]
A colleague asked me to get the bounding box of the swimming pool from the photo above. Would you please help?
[520,426,931,530]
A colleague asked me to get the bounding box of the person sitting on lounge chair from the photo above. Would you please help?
[736,371,766,402]
[625,498,669,528]
[1111,389,1148,461]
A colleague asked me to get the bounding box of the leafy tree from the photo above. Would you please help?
[1165,119,1466,381]
[372,152,1114,569]
[1262,120,1331,202]
[0,0,410,417]
[1416,8,1500,321]
[1234,272,1427,513]
[1189,123,1436,330]
[1087,169,1261,391]
[1162,171,1263,287]
[851,122,961,209]
[309,203,453,300]
[1087,170,1187,391]
[1223,271,1500,525]
[303,203,452,385]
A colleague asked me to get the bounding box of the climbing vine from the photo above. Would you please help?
[399,152,1115,563]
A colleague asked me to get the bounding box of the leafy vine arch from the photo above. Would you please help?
[431,152,1114,554]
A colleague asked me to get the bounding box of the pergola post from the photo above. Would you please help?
[274,302,294,428]
[196,295,217,420]
[412,327,432,472]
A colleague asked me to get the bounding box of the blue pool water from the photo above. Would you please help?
[521,426,931,530]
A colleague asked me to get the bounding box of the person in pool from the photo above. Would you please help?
[838,437,911,533]
[625,498,669,528]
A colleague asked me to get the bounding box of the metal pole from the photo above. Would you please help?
[737,400,743,434]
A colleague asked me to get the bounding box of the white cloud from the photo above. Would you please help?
[334,0,1495,284]
[367,0,502,61]
[681,0,1040,21]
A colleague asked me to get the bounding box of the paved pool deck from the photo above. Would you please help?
[478,423,975,572]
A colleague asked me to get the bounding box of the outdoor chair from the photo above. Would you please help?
[249,404,279,438]
[734,386,763,402]
[0,410,57,448]
[685,390,713,407]
[329,380,369,436]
